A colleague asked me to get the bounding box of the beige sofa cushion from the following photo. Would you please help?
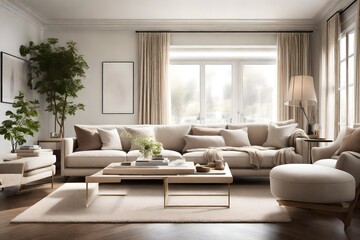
[228,123,269,146]
[192,126,223,135]
[98,128,123,150]
[219,128,251,147]
[74,125,102,151]
[66,150,126,168]
[335,127,360,155]
[182,135,226,153]
[263,123,298,148]
[154,125,191,152]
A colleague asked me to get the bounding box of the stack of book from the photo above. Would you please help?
[15,145,53,157]
[135,158,169,166]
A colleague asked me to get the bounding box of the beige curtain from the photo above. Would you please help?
[277,33,311,129]
[320,13,340,139]
[138,32,170,124]
[355,3,360,123]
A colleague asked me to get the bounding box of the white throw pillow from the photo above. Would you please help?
[263,123,298,149]
[98,128,123,150]
[182,135,226,153]
[219,128,251,147]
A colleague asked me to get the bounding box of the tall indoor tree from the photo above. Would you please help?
[20,38,89,138]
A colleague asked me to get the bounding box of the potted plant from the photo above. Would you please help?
[122,131,163,159]
[0,92,40,153]
[19,38,89,138]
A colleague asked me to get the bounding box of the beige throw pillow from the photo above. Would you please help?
[219,128,251,147]
[192,127,223,135]
[263,123,298,149]
[124,127,155,150]
[98,128,123,150]
[183,135,226,153]
[335,127,360,155]
[74,125,102,151]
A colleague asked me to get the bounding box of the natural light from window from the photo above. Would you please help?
[169,45,277,124]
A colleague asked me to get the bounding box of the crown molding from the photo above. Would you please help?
[44,19,316,32]
[2,0,316,32]
[314,0,355,23]
[1,0,45,29]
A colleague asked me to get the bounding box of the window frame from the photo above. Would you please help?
[169,58,277,124]
[338,27,355,129]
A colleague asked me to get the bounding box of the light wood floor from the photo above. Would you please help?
[1,176,359,240]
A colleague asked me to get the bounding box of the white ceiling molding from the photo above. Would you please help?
[315,0,355,22]
[2,0,45,29]
[44,19,316,32]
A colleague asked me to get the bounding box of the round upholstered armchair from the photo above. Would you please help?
[270,124,360,231]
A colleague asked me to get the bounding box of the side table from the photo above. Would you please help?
[304,138,333,163]
[38,138,63,171]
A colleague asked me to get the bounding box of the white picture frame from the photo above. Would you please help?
[1,52,30,104]
[102,61,134,114]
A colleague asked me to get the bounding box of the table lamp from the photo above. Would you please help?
[284,75,317,135]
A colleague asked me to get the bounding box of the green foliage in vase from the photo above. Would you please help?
[19,38,88,138]
[121,131,163,157]
[0,92,40,153]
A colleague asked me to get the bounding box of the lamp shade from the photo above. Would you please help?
[284,75,317,106]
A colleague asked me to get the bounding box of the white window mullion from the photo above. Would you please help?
[199,64,206,124]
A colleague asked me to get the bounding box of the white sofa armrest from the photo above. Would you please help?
[61,138,75,176]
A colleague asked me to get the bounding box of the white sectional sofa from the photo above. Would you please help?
[61,122,307,177]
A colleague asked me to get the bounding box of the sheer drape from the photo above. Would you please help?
[277,33,311,129]
[355,3,360,123]
[138,32,170,124]
[320,14,340,139]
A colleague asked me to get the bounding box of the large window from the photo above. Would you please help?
[169,46,277,124]
[339,30,355,128]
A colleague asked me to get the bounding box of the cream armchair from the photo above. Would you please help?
[312,123,360,163]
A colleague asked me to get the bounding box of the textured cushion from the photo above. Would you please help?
[154,125,191,152]
[182,135,226,153]
[20,155,56,172]
[263,123,298,148]
[98,128,123,150]
[66,150,126,168]
[313,159,337,168]
[270,164,355,203]
[192,126,223,135]
[219,128,251,147]
[335,127,360,155]
[228,123,269,146]
[275,119,296,126]
[74,125,102,151]
[124,127,155,150]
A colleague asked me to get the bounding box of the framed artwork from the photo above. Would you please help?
[102,61,134,114]
[1,52,30,104]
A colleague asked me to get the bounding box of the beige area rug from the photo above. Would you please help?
[12,182,291,223]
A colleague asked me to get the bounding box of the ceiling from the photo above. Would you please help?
[3,0,353,30]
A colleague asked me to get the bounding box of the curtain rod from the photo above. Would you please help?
[327,0,357,22]
[135,30,313,33]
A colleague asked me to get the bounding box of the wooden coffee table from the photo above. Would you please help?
[85,161,233,208]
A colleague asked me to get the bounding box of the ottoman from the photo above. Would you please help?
[270,164,355,203]
[0,155,56,189]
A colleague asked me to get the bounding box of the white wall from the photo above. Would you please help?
[0,8,321,148]
[171,33,277,45]
[0,5,43,154]
[42,30,138,138]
